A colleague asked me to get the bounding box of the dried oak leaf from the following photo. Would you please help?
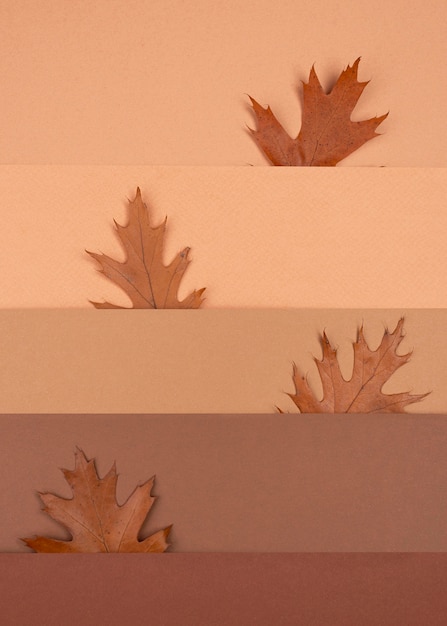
[286,318,429,413]
[88,187,205,308]
[23,448,171,553]
[248,58,388,166]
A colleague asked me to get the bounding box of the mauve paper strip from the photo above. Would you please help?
[2,553,447,626]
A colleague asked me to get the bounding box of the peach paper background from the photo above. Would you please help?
[0,1,446,167]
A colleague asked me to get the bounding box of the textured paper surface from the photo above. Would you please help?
[4,413,447,552]
[0,309,443,414]
[3,554,447,626]
[0,1,446,167]
[1,167,447,308]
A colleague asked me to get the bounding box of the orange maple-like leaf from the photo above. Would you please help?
[23,448,171,553]
[248,58,388,166]
[286,318,429,413]
[88,187,205,308]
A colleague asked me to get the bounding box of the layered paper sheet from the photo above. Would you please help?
[3,554,447,626]
[0,309,444,413]
[4,413,447,552]
[1,167,447,308]
[1,1,446,167]
[3,2,447,620]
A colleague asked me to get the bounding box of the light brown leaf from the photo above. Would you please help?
[248,58,388,166]
[23,448,171,553]
[286,318,429,413]
[88,187,205,308]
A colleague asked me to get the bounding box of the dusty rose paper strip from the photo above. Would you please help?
[0,167,446,308]
[3,413,447,553]
[2,554,447,626]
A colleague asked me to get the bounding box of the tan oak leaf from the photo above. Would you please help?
[23,448,171,553]
[88,187,205,308]
[285,318,429,413]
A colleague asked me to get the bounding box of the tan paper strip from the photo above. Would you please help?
[0,309,445,413]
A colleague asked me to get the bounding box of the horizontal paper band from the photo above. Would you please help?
[2,553,447,625]
[0,309,443,413]
[3,413,447,552]
[1,166,446,308]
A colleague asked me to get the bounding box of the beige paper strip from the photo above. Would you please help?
[0,167,446,308]
[0,309,444,414]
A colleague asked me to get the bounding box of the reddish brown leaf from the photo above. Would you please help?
[248,58,388,166]
[285,318,429,413]
[88,187,205,308]
[23,449,171,553]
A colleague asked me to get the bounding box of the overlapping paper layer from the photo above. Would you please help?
[1,1,446,167]
[1,167,447,308]
[3,554,447,626]
[0,309,443,413]
[3,412,447,552]
[3,1,447,621]
[0,309,447,414]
